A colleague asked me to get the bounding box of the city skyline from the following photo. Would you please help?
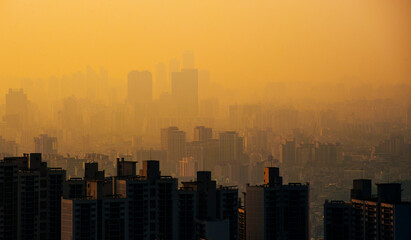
[0,1,410,239]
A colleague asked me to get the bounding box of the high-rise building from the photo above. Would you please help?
[161,127,186,174]
[279,139,296,166]
[17,170,40,240]
[182,171,238,240]
[238,206,246,240]
[296,142,315,165]
[84,162,105,181]
[116,160,179,240]
[194,126,212,142]
[116,157,137,177]
[323,200,352,240]
[245,167,309,240]
[176,187,197,240]
[61,197,127,240]
[171,69,198,116]
[314,142,338,165]
[34,134,58,155]
[48,168,67,240]
[0,153,66,240]
[63,178,86,199]
[324,179,411,240]
[219,131,244,163]
[0,161,19,239]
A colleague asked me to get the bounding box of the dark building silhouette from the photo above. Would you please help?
[0,153,66,240]
[182,171,238,240]
[324,179,411,240]
[116,160,178,240]
[84,162,105,181]
[116,157,137,177]
[0,161,19,239]
[245,167,309,240]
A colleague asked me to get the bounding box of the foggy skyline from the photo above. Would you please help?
[0,1,411,239]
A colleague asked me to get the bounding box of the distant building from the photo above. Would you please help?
[219,131,244,163]
[34,134,58,155]
[194,126,212,142]
[161,127,186,174]
[280,139,296,166]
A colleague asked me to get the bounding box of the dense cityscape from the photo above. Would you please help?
[1,1,411,239]
[0,52,410,239]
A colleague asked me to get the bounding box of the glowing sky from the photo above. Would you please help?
[0,0,410,89]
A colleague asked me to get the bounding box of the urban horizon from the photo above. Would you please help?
[1,1,411,240]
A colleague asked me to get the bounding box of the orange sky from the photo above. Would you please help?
[0,0,410,90]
